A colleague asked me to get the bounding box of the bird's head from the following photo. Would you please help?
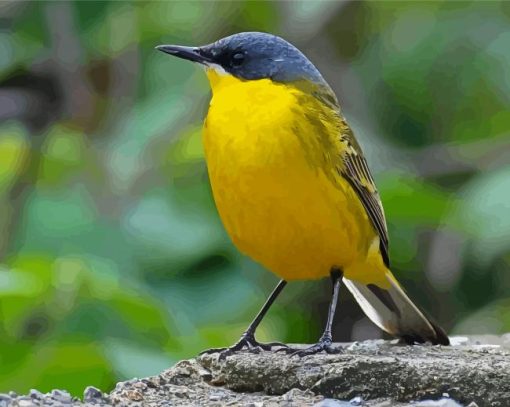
[156,32,328,88]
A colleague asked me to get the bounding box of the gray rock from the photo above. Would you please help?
[314,399,352,406]
[0,394,11,407]
[413,398,464,407]
[50,389,72,403]
[83,386,103,403]
[196,338,510,406]
[3,337,510,406]
[349,396,363,406]
[28,389,43,400]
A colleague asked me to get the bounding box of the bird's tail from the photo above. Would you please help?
[344,268,449,345]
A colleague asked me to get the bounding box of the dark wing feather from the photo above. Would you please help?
[338,123,390,267]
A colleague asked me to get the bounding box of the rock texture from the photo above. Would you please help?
[2,336,510,407]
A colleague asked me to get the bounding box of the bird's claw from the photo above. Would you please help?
[200,334,288,360]
[277,337,343,357]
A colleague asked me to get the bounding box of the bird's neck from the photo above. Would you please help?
[206,68,243,94]
[206,67,339,111]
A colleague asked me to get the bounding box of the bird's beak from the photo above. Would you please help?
[155,45,212,65]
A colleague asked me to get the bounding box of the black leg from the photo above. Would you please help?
[282,268,344,357]
[201,279,288,359]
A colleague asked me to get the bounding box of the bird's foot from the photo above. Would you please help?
[200,333,288,360]
[277,336,343,357]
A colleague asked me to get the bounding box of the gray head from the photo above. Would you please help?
[156,32,327,86]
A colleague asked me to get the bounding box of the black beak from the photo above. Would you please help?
[156,45,212,65]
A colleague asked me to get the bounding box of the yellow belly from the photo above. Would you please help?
[203,71,378,282]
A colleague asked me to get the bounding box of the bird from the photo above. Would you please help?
[156,32,450,357]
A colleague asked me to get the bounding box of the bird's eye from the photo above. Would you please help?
[231,52,245,67]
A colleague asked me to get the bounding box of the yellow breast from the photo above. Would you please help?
[203,69,377,281]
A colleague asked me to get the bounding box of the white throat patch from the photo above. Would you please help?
[204,63,228,76]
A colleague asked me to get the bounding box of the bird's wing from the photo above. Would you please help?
[302,86,389,266]
[337,119,390,267]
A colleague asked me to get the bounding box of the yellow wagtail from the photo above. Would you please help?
[157,32,449,357]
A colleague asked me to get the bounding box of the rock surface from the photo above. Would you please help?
[2,336,510,407]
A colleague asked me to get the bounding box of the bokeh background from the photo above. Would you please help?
[1,0,510,396]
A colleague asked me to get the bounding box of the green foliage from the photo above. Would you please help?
[0,0,509,396]
[0,254,176,394]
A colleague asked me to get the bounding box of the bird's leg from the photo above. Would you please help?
[200,279,288,359]
[280,268,344,357]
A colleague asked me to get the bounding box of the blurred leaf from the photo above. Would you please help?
[0,338,113,396]
[2,2,46,74]
[361,3,510,146]
[0,252,177,394]
[0,123,30,194]
[106,91,194,194]
[18,184,97,240]
[164,125,205,181]
[103,338,175,380]
[453,299,510,335]
[1,256,54,337]
[38,126,87,187]
[386,224,419,268]
[379,172,453,225]
[236,1,280,32]
[135,1,228,44]
[123,189,226,271]
[452,167,510,268]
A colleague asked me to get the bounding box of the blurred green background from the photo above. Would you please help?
[1,0,510,396]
